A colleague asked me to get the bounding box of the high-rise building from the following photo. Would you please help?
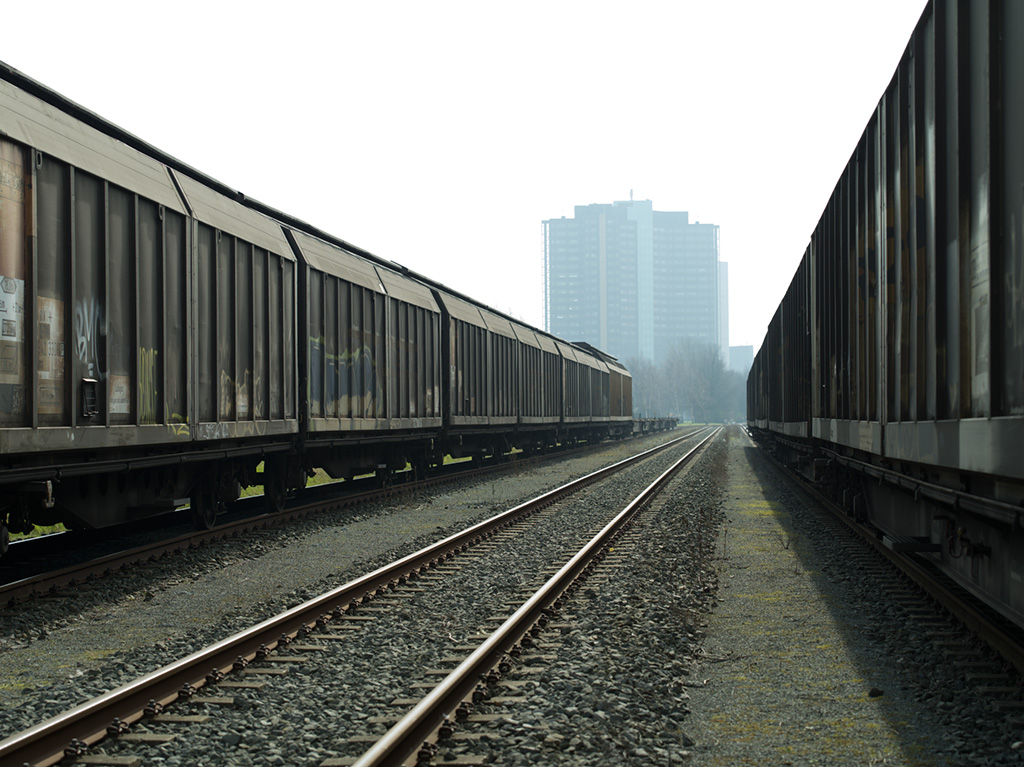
[543,199,724,365]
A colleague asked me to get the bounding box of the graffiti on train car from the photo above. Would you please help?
[139,347,159,424]
[309,337,382,418]
[195,419,267,440]
[166,413,189,437]
[220,370,235,421]
[214,369,269,424]
[37,297,65,416]
[251,370,263,421]
[233,368,265,421]
[74,297,106,380]
[237,369,249,420]
[0,276,25,419]
[109,375,130,415]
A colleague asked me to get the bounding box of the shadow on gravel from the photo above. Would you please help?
[728,438,952,765]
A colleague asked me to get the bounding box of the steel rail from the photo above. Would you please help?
[0,430,703,767]
[351,428,719,767]
[2,431,698,606]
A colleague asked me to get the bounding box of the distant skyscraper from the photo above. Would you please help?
[543,199,725,365]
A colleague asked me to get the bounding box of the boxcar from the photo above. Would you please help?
[749,0,1024,628]
[288,228,443,483]
[0,59,636,548]
[0,67,298,531]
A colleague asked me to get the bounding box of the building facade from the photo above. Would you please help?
[544,199,724,365]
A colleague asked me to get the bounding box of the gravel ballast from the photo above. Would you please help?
[3,427,1022,766]
[0,432,688,735]
[683,430,1023,766]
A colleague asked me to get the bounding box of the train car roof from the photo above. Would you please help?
[433,290,485,328]
[176,171,295,258]
[374,265,440,313]
[287,228,385,294]
[479,308,517,340]
[0,75,184,213]
[572,341,629,373]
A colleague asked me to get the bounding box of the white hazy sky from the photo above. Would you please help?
[4,0,928,353]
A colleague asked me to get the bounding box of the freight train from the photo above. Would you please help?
[748,0,1024,628]
[0,62,650,553]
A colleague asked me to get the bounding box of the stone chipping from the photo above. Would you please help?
[3,427,1022,766]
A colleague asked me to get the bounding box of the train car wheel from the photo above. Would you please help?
[190,481,219,530]
[0,523,8,557]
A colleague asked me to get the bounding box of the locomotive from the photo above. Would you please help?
[0,62,636,551]
[748,0,1024,628]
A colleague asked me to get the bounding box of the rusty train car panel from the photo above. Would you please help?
[478,308,519,425]
[289,228,390,433]
[177,172,298,440]
[375,267,441,430]
[509,325,560,425]
[0,80,192,451]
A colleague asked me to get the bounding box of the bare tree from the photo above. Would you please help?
[626,356,660,418]
[626,340,746,423]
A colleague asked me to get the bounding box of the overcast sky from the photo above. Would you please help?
[4,0,929,353]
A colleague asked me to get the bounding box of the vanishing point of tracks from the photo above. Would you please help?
[0,428,717,767]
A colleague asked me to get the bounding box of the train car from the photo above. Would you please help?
[749,0,1024,627]
[179,173,300,524]
[0,59,636,552]
[287,228,443,484]
[432,290,519,460]
[0,62,299,535]
[574,342,633,439]
[507,324,562,454]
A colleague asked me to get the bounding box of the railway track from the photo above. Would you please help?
[0,428,715,767]
[752,433,1024,725]
[0,436,674,608]
[758,435,1024,668]
[347,429,718,766]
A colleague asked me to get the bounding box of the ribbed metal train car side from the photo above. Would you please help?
[433,289,521,458]
[746,341,768,431]
[176,173,299,520]
[863,0,1024,625]
[606,355,633,437]
[875,0,1023,477]
[809,0,1024,477]
[779,253,811,438]
[753,0,1024,628]
[288,229,442,480]
[0,76,195,533]
[577,345,611,426]
[508,323,561,451]
[557,342,612,444]
[556,342,591,426]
